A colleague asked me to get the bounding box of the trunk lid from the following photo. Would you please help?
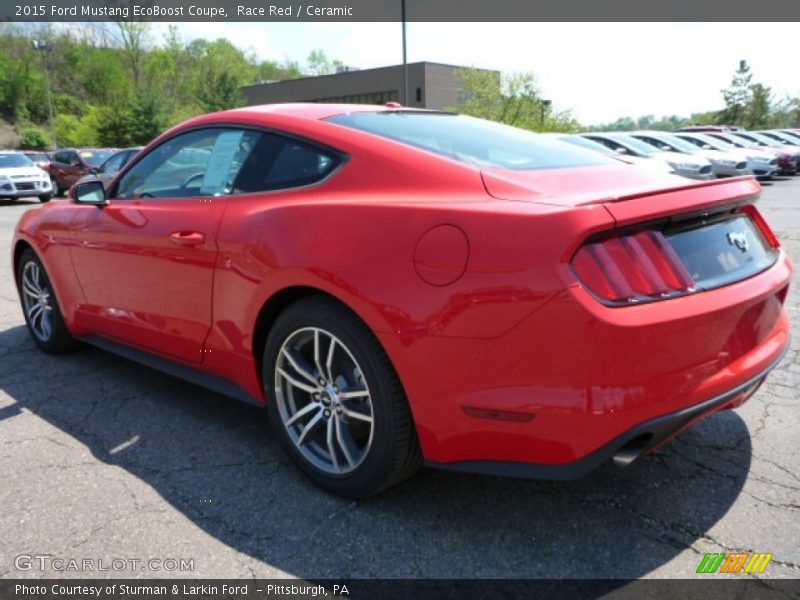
[481,165,762,226]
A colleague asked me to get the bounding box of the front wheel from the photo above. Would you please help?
[38,195,52,203]
[17,249,80,353]
[264,296,421,498]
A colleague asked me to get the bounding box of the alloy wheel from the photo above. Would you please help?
[274,327,374,475]
[20,261,54,342]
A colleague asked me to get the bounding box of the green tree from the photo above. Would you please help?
[744,83,772,129]
[307,49,339,76]
[0,25,350,147]
[720,60,752,125]
[191,39,249,112]
[451,68,579,132]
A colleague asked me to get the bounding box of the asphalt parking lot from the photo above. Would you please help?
[0,179,798,582]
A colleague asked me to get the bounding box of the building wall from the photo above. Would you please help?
[241,62,486,111]
[242,63,427,108]
[423,63,466,111]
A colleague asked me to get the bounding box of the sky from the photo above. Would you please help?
[149,22,800,125]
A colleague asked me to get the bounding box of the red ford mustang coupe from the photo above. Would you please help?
[13,104,792,497]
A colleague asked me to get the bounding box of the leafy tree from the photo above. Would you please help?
[191,39,250,112]
[451,68,579,132]
[307,49,343,76]
[128,93,168,144]
[650,115,687,131]
[104,22,150,88]
[593,116,636,131]
[0,26,336,147]
[719,60,752,126]
[744,83,772,129]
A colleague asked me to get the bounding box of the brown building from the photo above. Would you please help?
[241,61,495,110]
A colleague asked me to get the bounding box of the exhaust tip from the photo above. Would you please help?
[613,433,653,467]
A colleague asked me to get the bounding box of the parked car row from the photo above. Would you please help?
[0,147,144,202]
[560,127,800,181]
[679,127,800,177]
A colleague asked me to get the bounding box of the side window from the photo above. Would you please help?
[114,128,260,199]
[120,150,137,168]
[53,151,69,164]
[102,152,127,174]
[67,151,81,165]
[591,138,622,152]
[637,136,661,150]
[681,137,701,148]
[233,134,339,194]
[716,135,739,147]
[651,138,673,151]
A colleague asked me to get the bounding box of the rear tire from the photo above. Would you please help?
[38,195,51,203]
[17,248,80,354]
[264,296,421,498]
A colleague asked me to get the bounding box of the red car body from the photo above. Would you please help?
[12,104,792,484]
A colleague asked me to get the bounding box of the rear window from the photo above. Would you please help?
[326,112,613,170]
[81,150,113,167]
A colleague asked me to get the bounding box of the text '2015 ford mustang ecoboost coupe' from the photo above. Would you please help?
[13,104,792,497]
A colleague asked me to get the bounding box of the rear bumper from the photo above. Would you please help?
[427,347,786,480]
[384,250,792,467]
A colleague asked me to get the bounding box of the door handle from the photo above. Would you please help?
[169,231,205,246]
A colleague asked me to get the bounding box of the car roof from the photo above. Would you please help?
[208,103,436,123]
[629,131,675,137]
[584,132,634,139]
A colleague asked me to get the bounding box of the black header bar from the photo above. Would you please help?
[5,0,800,22]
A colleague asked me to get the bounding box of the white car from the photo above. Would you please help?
[675,132,777,179]
[629,131,748,178]
[0,152,53,203]
[581,132,715,180]
[544,133,677,175]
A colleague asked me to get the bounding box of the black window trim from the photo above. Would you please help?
[106,124,350,202]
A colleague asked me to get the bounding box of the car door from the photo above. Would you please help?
[50,150,73,189]
[61,150,87,189]
[69,127,261,364]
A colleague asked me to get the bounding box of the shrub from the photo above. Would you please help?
[18,126,50,150]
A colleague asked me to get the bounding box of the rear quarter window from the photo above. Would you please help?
[232,134,340,193]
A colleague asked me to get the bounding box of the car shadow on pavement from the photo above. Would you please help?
[0,325,753,579]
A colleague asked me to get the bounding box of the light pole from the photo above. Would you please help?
[32,40,57,150]
[401,0,408,105]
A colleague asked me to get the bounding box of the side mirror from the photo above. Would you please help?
[89,167,100,175]
[615,147,628,155]
[73,180,107,206]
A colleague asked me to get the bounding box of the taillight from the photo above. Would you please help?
[572,230,696,306]
[739,204,780,248]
